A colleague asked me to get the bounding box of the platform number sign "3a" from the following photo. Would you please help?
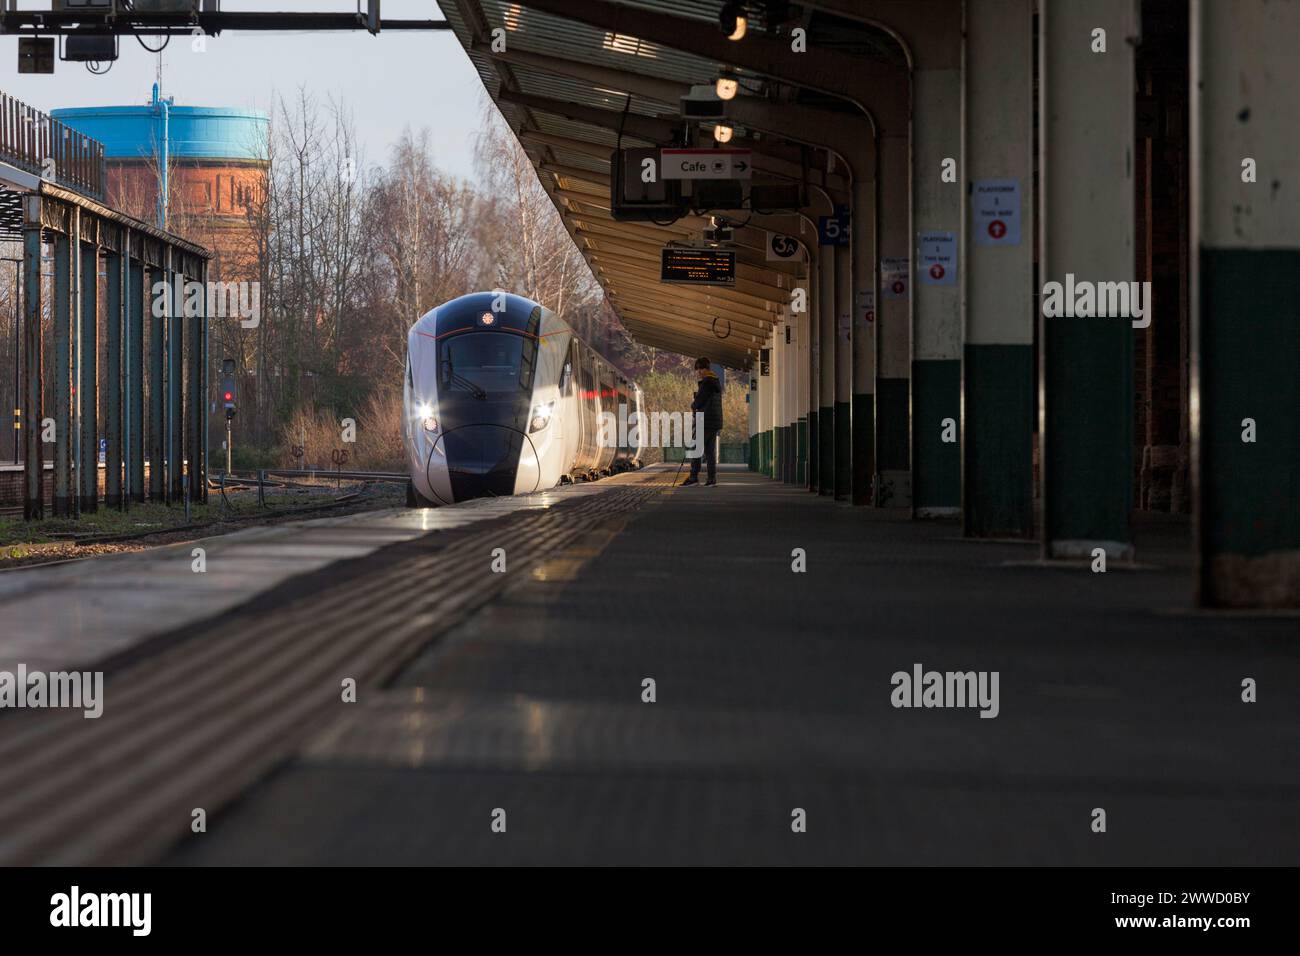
[767,233,799,262]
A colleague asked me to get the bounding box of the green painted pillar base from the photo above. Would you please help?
[1045,314,1133,558]
[964,344,1034,537]
[875,378,910,507]
[818,406,834,495]
[796,417,808,486]
[852,393,874,505]
[1199,248,1300,607]
[787,422,797,483]
[834,401,850,500]
[807,410,819,491]
[913,359,961,517]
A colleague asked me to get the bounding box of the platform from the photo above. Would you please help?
[0,484,625,674]
[0,464,1295,866]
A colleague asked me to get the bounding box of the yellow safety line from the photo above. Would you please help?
[530,516,632,582]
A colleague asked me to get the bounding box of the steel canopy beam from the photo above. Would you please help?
[0,12,450,36]
[595,265,779,319]
[616,306,762,352]
[498,89,679,144]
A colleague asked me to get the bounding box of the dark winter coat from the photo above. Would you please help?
[692,370,724,435]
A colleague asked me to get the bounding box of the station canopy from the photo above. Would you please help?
[439,0,903,369]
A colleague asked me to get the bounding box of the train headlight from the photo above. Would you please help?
[529,401,554,433]
[415,402,438,432]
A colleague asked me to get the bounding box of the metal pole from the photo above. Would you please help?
[106,245,123,508]
[168,266,184,501]
[78,241,98,512]
[53,225,73,516]
[128,257,145,502]
[22,197,43,520]
[2,256,21,465]
[199,258,209,503]
[149,262,165,501]
[188,260,205,503]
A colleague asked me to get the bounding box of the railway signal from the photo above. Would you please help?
[220,359,237,418]
[221,358,236,475]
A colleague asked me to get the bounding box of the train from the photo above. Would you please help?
[403,292,644,506]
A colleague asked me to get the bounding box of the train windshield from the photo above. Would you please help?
[439,332,531,395]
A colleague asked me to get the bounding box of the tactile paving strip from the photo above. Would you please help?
[0,473,670,865]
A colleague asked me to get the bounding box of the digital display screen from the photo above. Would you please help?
[660,247,736,285]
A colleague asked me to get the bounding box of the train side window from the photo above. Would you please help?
[517,307,542,390]
[579,346,595,397]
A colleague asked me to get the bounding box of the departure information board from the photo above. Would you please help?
[660,247,735,285]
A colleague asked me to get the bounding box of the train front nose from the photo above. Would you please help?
[441,424,539,500]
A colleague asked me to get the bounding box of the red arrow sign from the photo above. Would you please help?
[988,219,1006,239]
[929,264,945,280]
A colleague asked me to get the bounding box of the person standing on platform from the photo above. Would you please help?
[682,357,723,486]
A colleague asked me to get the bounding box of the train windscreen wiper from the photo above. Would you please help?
[454,372,487,400]
[442,358,487,399]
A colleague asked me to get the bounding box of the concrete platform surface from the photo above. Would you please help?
[158,465,1300,866]
[0,480,629,674]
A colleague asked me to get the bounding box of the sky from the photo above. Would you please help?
[0,1,490,183]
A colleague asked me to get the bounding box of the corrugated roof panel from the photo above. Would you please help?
[538,150,609,175]
[531,113,655,149]
[510,67,670,117]
[479,0,722,86]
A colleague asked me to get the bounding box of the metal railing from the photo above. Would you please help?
[0,90,106,200]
